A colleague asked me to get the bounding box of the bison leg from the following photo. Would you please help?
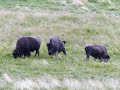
[20,49,26,59]
[23,52,30,58]
[26,50,31,57]
[86,54,90,60]
[23,54,26,59]
[62,48,66,55]
[104,59,109,62]
[99,57,103,62]
[37,51,39,56]
[54,52,58,56]
[35,50,39,57]
[25,49,31,58]
[20,53,23,58]
[23,52,28,59]
[94,56,98,61]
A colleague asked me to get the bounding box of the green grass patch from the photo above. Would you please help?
[0,0,120,89]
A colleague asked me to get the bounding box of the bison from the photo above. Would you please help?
[13,36,41,59]
[85,45,110,62]
[46,37,66,56]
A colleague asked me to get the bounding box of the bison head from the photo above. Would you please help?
[46,43,55,55]
[12,49,21,59]
[103,55,110,62]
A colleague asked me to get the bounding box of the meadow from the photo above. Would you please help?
[0,0,120,89]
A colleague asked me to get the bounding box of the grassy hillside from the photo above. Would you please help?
[0,0,120,89]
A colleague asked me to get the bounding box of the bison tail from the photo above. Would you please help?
[63,41,66,44]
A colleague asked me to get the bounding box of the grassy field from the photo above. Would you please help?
[0,0,120,89]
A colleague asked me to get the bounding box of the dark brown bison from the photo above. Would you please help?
[46,37,66,55]
[13,37,41,59]
[85,45,110,62]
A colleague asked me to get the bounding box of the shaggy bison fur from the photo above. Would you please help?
[85,45,110,62]
[47,37,66,55]
[13,37,41,59]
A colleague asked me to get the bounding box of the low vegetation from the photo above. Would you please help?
[0,0,120,89]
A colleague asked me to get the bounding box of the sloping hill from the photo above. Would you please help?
[0,0,120,89]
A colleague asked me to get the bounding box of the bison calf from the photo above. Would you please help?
[13,36,41,59]
[47,37,66,56]
[85,45,110,62]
